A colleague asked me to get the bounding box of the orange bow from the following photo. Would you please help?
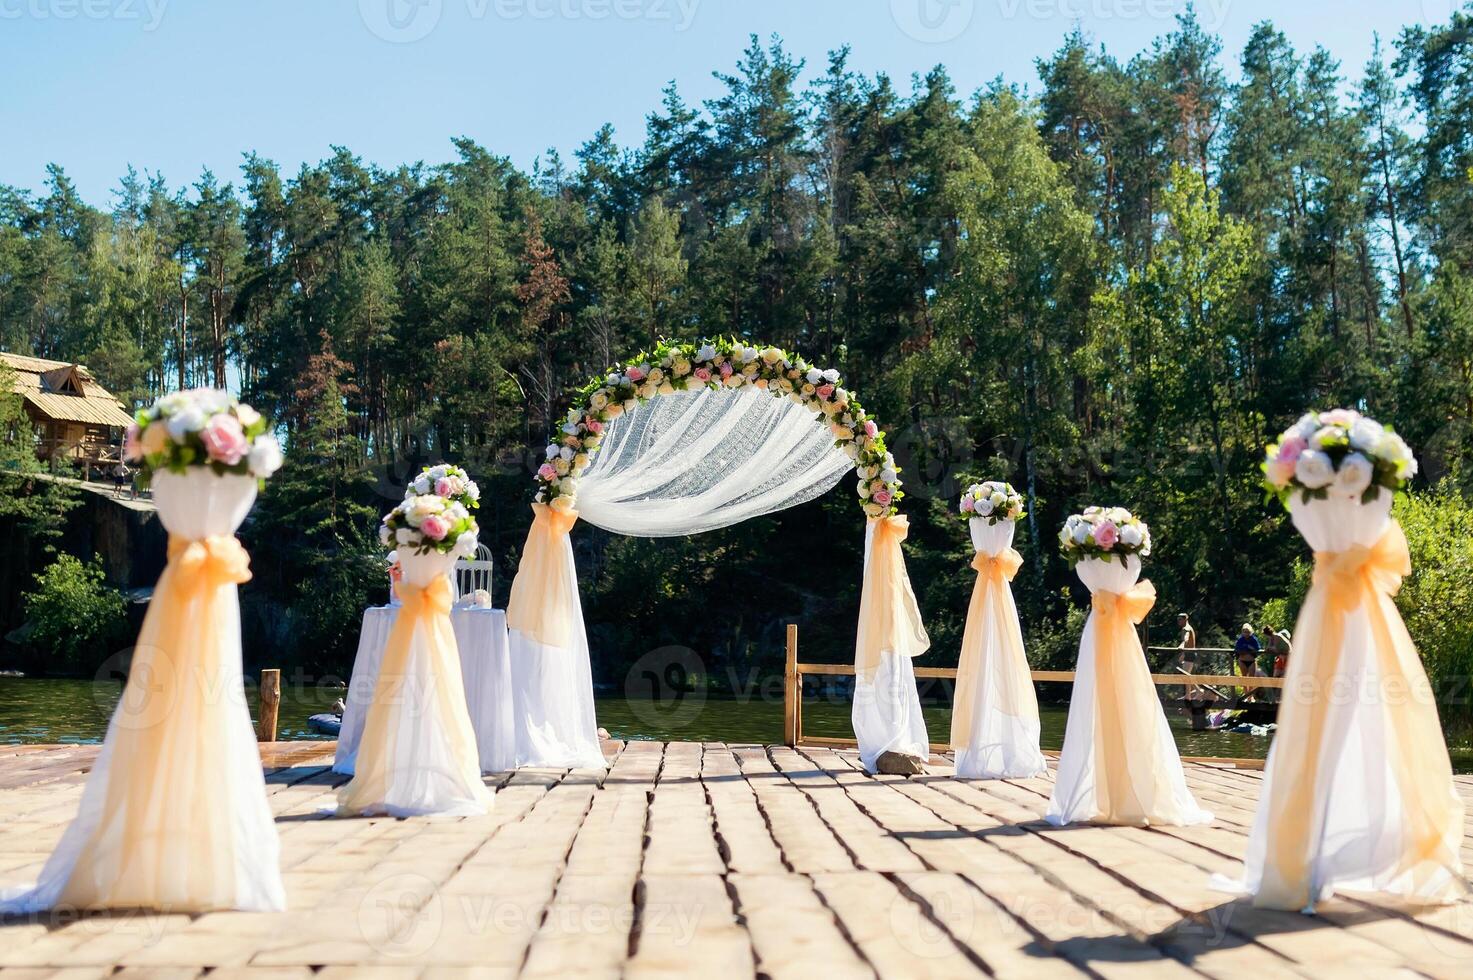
[506,502,580,648]
[855,515,930,679]
[1312,520,1411,612]
[950,545,1034,751]
[394,574,453,618]
[1091,580,1157,625]
[167,534,252,591]
[971,548,1022,583]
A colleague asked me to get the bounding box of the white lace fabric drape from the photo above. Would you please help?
[576,387,853,536]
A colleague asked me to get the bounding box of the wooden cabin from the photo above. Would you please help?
[1,352,136,474]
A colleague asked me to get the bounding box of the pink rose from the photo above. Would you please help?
[1276,435,1307,465]
[1267,457,1296,488]
[872,489,893,507]
[421,515,449,541]
[817,384,835,400]
[626,366,646,382]
[960,495,974,512]
[863,420,878,438]
[719,362,733,377]
[1092,520,1119,549]
[435,477,453,497]
[585,419,604,435]
[538,462,557,480]
[200,413,249,465]
[123,422,142,462]
[693,367,712,382]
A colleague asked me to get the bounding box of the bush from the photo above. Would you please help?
[21,553,129,674]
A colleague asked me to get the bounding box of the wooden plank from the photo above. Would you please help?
[0,740,1466,978]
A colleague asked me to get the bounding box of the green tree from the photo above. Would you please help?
[18,553,127,675]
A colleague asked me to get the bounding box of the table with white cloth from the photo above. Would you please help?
[333,604,515,776]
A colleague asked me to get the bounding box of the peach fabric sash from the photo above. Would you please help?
[1087,579,1183,824]
[506,502,580,649]
[1255,521,1466,910]
[337,575,484,815]
[949,548,1034,749]
[855,515,931,680]
[59,534,253,910]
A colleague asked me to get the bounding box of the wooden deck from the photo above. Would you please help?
[2,741,1472,978]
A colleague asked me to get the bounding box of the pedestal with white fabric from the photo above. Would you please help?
[1046,555,1210,827]
[0,470,284,913]
[1230,493,1465,911]
[952,518,1047,779]
[336,550,492,817]
[506,503,606,770]
[335,605,515,776]
[852,515,931,772]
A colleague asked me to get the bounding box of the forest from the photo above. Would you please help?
[2,10,1472,727]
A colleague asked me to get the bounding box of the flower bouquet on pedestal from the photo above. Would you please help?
[951,481,1045,779]
[2,389,285,914]
[1047,506,1209,827]
[341,465,491,817]
[1234,410,1464,910]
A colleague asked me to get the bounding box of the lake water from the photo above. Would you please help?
[0,675,1273,760]
[7,675,1471,771]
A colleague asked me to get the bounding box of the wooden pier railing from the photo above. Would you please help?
[781,623,1282,769]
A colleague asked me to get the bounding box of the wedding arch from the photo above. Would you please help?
[504,338,931,771]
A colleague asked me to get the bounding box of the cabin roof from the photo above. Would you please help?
[0,351,136,428]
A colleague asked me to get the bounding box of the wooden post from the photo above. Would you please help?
[783,624,799,746]
[257,669,281,743]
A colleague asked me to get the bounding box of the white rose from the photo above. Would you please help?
[976,497,994,516]
[1294,450,1335,489]
[247,435,283,477]
[395,527,413,545]
[560,446,574,462]
[879,468,897,484]
[379,525,392,547]
[822,368,840,383]
[1348,418,1384,453]
[1291,412,1320,441]
[1334,452,1374,497]
[1119,523,1143,548]
[166,407,206,441]
[1071,521,1092,545]
[696,344,717,361]
[453,532,478,558]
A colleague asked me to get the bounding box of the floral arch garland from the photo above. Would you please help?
[505,337,930,774]
[532,338,904,518]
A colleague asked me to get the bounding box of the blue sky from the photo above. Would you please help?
[0,0,1455,203]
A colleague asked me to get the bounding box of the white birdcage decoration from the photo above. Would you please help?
[455,544,495,607]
